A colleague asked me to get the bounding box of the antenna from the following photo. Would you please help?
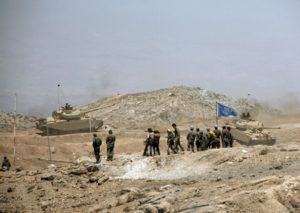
[57,83,61,110]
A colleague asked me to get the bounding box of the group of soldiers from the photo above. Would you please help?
[143,128,161,156]
[143,123,233,156]
[92,130,116,162]
[183,124,233,153]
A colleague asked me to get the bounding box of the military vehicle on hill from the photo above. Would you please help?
[229,113,277,146]
[36,103,103,135]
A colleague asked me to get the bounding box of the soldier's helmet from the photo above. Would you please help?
[190,126,194,130]
[222,125,226,129]
[214,124,218,129]
[206,127,210,131]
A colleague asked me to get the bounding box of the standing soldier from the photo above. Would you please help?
[92,134,102,163]
[195,128,206,151]
[143,128,154,156]
[212,125,221,148]
[167,129,176,154]
[221,125,229,148]
[153,130,161,155]
[172,123,184,152]
[186,126,196,152]
[205,127,215,149]
[226,126,234,147]
[1,156,11,171]
[106,130,116,161]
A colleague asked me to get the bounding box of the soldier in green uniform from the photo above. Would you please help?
[186,126,196,152]
[172,123,184,152]
[212,125,221,148]
[167,129,176,154]
[221,125,229,148]
[1,156,11,171]
[205,127,215,149]
[226,126,234,147]
[106,130,116,161]
[93,134,102,163]
[195,128,206,151]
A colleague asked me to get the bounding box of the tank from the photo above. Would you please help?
[36,104,103,135]
[229,114,276,146]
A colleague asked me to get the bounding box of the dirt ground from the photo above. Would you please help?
[0,114,299,212]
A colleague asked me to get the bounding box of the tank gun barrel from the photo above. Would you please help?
[262,127,281,129]
[80,104,116,114]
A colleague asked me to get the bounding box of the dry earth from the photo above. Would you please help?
[0,114,300,213]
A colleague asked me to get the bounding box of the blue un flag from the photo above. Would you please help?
[217,102,239,117]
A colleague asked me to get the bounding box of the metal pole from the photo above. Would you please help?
[46,124,52,161]
[13,93,17,166]
[216,102,218,126]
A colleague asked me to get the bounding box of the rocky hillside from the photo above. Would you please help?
[81,86,277,128]
[0,111,38,129]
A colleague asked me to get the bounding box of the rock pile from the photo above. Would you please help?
[0,111,38,129]
[81,86,278,128]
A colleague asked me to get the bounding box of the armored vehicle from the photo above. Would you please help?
[229,114,276,146]
[36,103,103,135]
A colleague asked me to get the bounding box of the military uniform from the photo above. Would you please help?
[226,128,233,147]
[143,130,154,156]
[106,132,116,161]
[205,131,215,149]
[212,129,221,148]
[173,127,184,152]
[186,130,196,152]
[221,128,229,147]
[153,131,161,155]
[93,135,102,163]
[196,131,206,151]
[167,132,176,154]
[1,157,11,171]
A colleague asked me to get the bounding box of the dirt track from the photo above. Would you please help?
[0,115,299,212]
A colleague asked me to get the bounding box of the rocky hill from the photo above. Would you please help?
[81,86,278,128]
[0,111,38,129]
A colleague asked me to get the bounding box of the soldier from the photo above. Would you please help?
[195,128,206,151]
[186,126,196,152]
[143,128,154,156]
[172,123,184,152]
[65,103,72,110]
[221,125,229,148]
[226,126,234,147]
[212,124,221,148]
[1,156,11,171]
[167,129,176,154]
[153,130,161,155]
[92,134,102,163]
[106,130,116,161]
[205,127,215,149]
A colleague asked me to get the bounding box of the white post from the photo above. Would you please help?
[46,124,52,161]
[13,93,17,166]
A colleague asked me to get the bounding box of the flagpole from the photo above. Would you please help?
[216,102,218,126]
[13,93,17,166]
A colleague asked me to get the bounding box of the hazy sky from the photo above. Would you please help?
[1,0,300,116]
